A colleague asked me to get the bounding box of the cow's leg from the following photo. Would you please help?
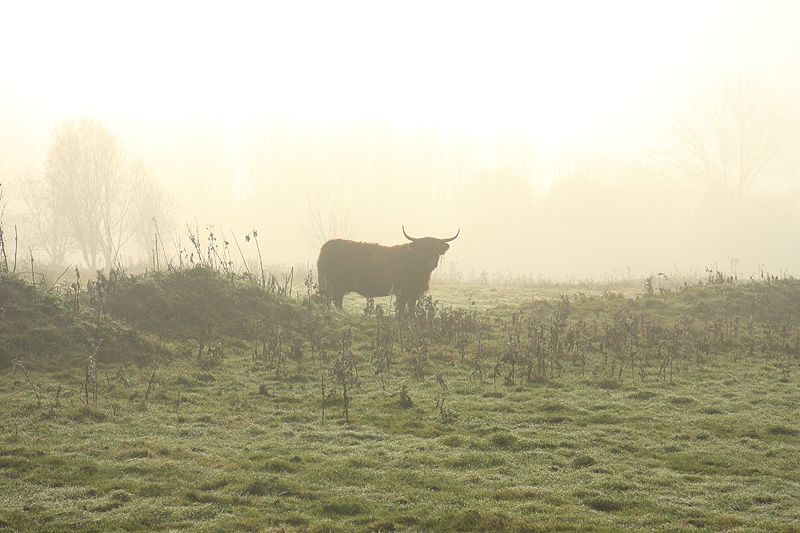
[395,295,409,315]
[406,290,424,315]
[333,293,344,310]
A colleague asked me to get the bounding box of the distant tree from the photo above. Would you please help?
[455,168,535,270]
[664,77,797,205]
[492,136,540,190]
[19,174,70,267]
[302,193,355,249]
[45,119,128,269]
[43,119,172,270]
[128,157,174,268]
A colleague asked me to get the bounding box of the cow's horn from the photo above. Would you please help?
[402,226,420,242]
[441,229,460,242]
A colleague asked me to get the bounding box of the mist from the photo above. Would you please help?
[4,4,800,529]
[2,0,799,280]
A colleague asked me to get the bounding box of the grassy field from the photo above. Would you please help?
[1,271,799,531]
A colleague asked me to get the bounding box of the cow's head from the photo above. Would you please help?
[402,226,460,270]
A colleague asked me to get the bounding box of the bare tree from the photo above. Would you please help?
[19,174,69,267]
[302,193,355,249]
[665,77,797,205]
[128,158,174,267]
[44,119,138,270]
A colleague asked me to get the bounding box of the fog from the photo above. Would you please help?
[1,1,799,280]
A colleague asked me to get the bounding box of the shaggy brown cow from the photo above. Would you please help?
[317,227,459,311]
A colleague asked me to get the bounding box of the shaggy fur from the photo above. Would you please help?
[317,237,452,311]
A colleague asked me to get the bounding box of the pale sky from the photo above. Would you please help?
[1,1,799,276]
[2,0,798,159]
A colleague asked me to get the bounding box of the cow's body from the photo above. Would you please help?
[317,229,458,312]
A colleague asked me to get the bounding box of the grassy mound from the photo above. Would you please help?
[0,274,165,368]
[516,278,800,325]
[669,279,800,324]
[105,267,304,341]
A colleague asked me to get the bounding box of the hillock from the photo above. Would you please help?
[0,274,165,368]
[104,267,305,341]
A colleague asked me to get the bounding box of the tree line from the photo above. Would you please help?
[18,119,171,271]
[3,77,796,276]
